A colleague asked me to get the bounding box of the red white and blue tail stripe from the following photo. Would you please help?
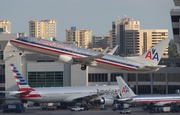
[10,63,31,89]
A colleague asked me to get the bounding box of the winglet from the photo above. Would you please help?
[108,45,119,55]
[102,47,109,55]
[116,76,136,98]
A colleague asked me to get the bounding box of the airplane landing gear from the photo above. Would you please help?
[81,64,87,71]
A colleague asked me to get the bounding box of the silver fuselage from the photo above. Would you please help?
[10,37,156,73]
[16,85,119,103]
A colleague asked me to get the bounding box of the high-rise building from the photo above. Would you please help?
[92,36,110,49]
[66,26,92,48]
[125,29,168,57]
[29,20,57,40]
[170,0,180,57]
[0,20,11,33]
[112,17,140,55]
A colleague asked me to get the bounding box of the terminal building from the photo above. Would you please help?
[0,32,180,105]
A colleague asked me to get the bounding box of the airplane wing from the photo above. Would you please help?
[74,47,109,66]
[63,93,104,102]
[145,65,166,69]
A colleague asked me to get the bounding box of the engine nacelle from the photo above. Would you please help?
[59,55,74,64]
[94,95,115,106]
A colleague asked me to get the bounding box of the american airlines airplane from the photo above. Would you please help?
[10,37,170,73]
[0,64,120,106]
[116,77,180,107]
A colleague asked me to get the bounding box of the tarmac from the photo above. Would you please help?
[0,106,180,115]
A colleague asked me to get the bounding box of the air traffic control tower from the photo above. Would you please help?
[171,0,180,57]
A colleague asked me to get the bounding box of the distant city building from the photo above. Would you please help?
[29,20,57,40]
[92,35,110,49]
[112,16,169,56]
[0,20,11,33]
[112,17,140,55]
[170,0,180,57]
[66,26,92,48]
[125,29,168,57]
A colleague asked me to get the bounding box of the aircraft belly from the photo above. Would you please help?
[41,94,65,103]
[96,62,130,72]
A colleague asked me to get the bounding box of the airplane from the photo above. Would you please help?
[116,76,180,107]
[10,37,170,73]
[0,63,120,106]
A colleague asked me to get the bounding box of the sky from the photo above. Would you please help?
[1,0,175,41]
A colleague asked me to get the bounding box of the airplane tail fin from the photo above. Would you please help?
[116,76,136,98]
[10,64,34,91]
[130,38,170,66]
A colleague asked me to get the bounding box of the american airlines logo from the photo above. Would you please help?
[122,86,129,93]
[97,89,120,95]
[39,40,65,49]
[145,48,159,61]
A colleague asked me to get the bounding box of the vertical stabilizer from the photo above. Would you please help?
[135,38,170,66]
[116,76,136,97]
[10,64,33,91]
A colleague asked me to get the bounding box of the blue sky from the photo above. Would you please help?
[1,0,175,41]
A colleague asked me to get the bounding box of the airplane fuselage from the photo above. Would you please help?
[16,85,119,103]
[123,94,180,105]
[10,37,156,73]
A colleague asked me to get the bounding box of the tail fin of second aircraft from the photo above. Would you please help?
[10,64,34,91]
[116,76,136,98]
[129,38,170,66]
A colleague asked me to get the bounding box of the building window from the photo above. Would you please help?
[153,85,166,94]
[138,73,151,81]
[0,75,5,83]
[110,73,123,82]
[0,51,3,60]
[171,16,180,22]
[173,28,179,35]
[128,73,136,82]
[28,71,63,87]
[153,73,166,82]
[168,85,180,94]
[138,85,151,94]
[168,73,180,82]
[88,73,108,82]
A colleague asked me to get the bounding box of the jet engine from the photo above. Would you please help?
[94,95,115,106]
[59,55,74,64]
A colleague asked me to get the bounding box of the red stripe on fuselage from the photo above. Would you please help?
[18,88,35,91]
[10,39,137,70]
[20,94,41,98]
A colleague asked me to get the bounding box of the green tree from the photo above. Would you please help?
[168,40,179,58]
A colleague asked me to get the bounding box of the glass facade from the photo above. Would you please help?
[138,85,151,94]
[128,73,136,82]
[0,87,5,104]
[168,85,180,94]
[28,71,63,87]
[110,73,123,82]
[88,73,108,82]
[153,73,166,82]
[0,51,3,60]
[138,73,151,81]
[153,85,166,94]
[168,73,180,82]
